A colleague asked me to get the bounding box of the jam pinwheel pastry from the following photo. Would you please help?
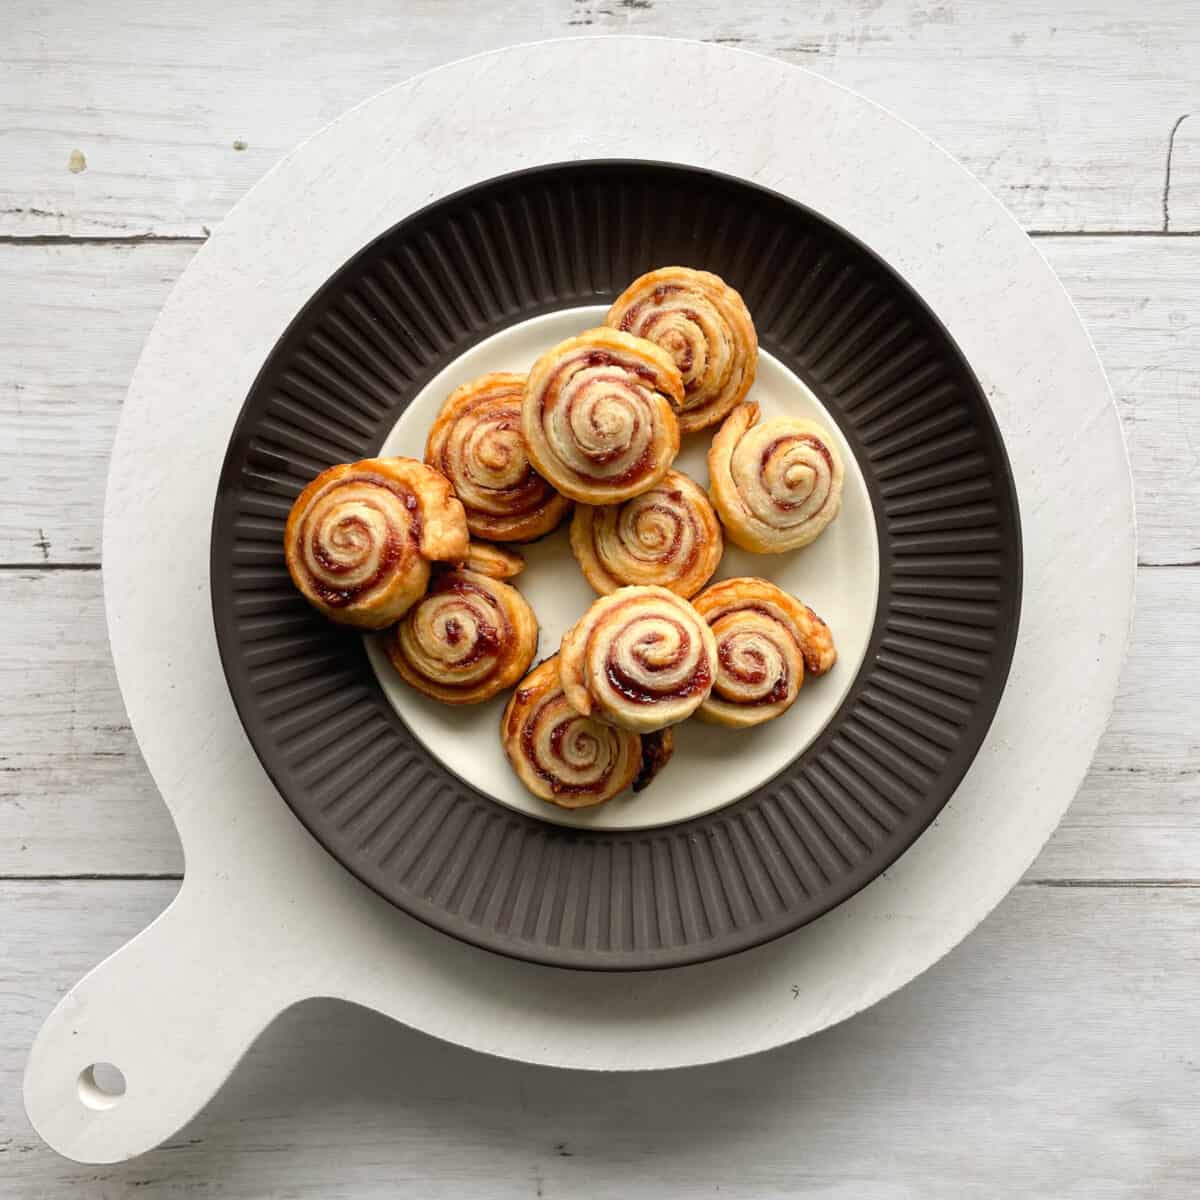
[569,469,722,599]
[384,543,538,705]
[692,577,836,728]
[425,372,571,542]
[521,328,684,505]
[501,656,673,808]
[607,266,757,434]
[284,457,468,629]
[558,585,718,734]
[708,403,844,553]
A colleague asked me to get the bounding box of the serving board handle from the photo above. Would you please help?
[23,881,289,1163]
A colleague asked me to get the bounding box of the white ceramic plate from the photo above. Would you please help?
[366,305,878,830]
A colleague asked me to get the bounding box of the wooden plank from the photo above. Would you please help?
[1,563,1195,882]
[1029,563,1200,882]
[3,879,1197,1193]
[1041,237,1200,567]
[2,236,1199,566]
[0,569,182,876]
[1,0,1197,239]
[1,6,1193,1189]
[0,242,194,565]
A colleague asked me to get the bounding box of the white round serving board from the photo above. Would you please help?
[25,37,1134,1165]
[366,305,878,830]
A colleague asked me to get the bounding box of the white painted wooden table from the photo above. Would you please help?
[2,3,1197,1195]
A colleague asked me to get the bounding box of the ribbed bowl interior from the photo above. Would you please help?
[211,161,1021,970]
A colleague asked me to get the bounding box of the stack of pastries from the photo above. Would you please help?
[283,266,844,810]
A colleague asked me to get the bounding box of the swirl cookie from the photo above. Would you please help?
[425,372,571,542]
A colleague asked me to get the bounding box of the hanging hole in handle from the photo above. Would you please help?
[77,1062,127,1110]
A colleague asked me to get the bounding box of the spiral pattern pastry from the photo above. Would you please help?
[558,585,718,734]
[384,564,538,706]
[501,657,674,808]
[425,372,572,542]
[708,403,845,553]
[522,327,684,505]
[693,578,836,728]
[569,470,723,598]
[284,457,468,629]
[607,267,758,434]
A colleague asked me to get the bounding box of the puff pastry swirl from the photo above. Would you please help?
[425,372,571,542]
[384,550,538,705]
[694,577,835,727]
[284,457,468,629]
[607,267,757,434]
[522,328,684,504]
[708,403,844,553]
[501,656,674,808]
[558,585,718,734]
[569,469,722,598]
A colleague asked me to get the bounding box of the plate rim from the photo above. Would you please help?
[207,156,1024,971]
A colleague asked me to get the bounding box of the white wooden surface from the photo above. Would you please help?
[1,2,1197,1194]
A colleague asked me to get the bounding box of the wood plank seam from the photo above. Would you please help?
[1025,229,1200,238]
[0,873,184,881]
[1025,879,1200,888]
[1,563,102,571]
[0,235,205,247]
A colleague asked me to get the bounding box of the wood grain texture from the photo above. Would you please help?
[0,243,189,565]
[1,563,1194,882]
[2,237,1198,567]
[1033,564,1200,882]
[3,880,1198,1196]
[1,8,1197,1187]
[0,0,1197,240]
[1043,237,1200,567]
[0,568,181,876]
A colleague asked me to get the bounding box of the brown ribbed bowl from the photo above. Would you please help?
[211,161,1021,970]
